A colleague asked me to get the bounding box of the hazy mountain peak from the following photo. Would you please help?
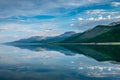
[64,31,76,34]
[109,21,120,26]
[7,31,76,44]
[59,31,76,37]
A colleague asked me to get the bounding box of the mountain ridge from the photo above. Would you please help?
[62,21,120,43]
[7,31,76,44]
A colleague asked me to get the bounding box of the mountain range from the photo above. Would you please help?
[8,31,76,44]
[7,21,120,44]
[62,21,120,43]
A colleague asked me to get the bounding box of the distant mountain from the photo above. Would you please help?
[8,31,76,44]
[62,22,120,43]
[109,21,120,26]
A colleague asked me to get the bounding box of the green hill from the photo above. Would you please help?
[62,24,120,43]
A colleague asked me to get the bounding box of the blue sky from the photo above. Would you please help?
[0,0,120,43]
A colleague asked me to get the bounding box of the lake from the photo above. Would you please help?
[0,44,120,80]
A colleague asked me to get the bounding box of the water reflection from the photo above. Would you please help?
[10,44,120,62]
[0,44,120,80]
[11,44,75,56]
[62,45,120,63]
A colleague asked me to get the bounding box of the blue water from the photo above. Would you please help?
[0,44,120,80]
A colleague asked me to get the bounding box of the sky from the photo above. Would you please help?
[0,0,120,43]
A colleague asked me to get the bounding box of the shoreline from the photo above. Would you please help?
[2,42,120,46]
[55,42,120,45]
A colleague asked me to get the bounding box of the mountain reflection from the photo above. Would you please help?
[62,45,120,63]
[9,44,76,56]
[9,44,120,63]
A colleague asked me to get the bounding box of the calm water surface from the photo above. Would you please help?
[0,44,120,80]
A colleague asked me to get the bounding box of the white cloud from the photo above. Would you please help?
[78,18,83,20]
[86,9,105,14]
[84,9,120,21]
[97,16,103,20]
[70,24,74,27]
[112,2,120,7]
[87,17,94,21]
[85,9,120,15]
[107,15,111,19]
[85,16,107,21]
